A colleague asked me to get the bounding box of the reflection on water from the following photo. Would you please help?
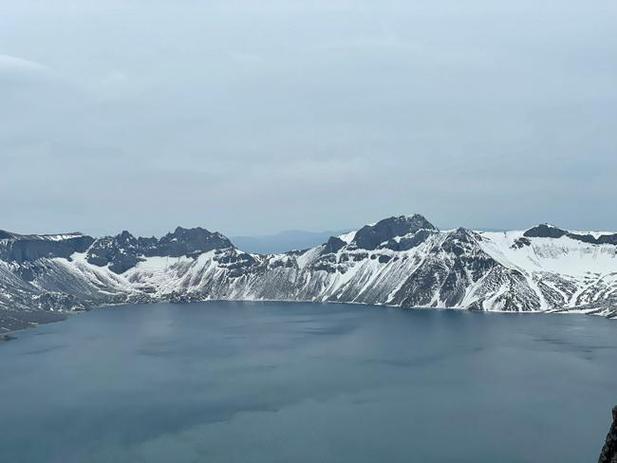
[0,302,616,463]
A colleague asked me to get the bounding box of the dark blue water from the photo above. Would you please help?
[1,302,616,463]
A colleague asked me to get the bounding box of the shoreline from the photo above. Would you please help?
[1,297,614,342]
[0,311,68,341]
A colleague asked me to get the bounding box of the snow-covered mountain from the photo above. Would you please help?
[1,215,616,332]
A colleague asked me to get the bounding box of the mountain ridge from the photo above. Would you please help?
[1,214,616,332]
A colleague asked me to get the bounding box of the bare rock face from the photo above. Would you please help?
[0,232,94,263]
[86,227,234,274]
[351,214,436,250]
[599,406,617,463]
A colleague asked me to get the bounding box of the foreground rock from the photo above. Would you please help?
[599,406,617,463]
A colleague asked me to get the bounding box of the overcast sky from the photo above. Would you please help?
[1,0,616,236]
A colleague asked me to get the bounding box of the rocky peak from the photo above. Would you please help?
[86,226,235,273]
[440,228,482,256]
[117,230,136,244]
[450,227,478,241]
[156,226,233,257]
[321,236,346,255]
[352,214,436,250]
[524,224,567,239]
[86,232,142,274]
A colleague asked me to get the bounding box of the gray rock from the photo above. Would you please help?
[86,226,234,274]
[0,233,94,263]
[599,406,617,463]
[153,226,233,257]
[524,224,567,239]
[322,236,346,254]
[351,215,436,250]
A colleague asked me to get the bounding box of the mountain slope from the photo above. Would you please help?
[1,215,616,332]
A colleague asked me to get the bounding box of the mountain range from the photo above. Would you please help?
[1,214,616,332]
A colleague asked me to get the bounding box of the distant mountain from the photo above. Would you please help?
[1,214,616,332]
[231,229,348,254]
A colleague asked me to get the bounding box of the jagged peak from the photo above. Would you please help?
[93,225,224,242]
[451,226,471,236]
[385,214,436,229]
[84,225,236,273]
[351,214,436,250]
[443,227,482,244]
[116,230,137,242]
[172,225,211,234]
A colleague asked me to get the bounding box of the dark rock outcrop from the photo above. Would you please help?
[86,226,234,273]
[524,224,567,239]
[599,406,617,463]
[525,224,617,246]
[86,231,143,273]
[512,237,532,249]
[395,228,436,251]
[568,232,617,246]
[0,233,94,263]
[322,236,346,254]
[351,215,436,250]
[154,226,233,257]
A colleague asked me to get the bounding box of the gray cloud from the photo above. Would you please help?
[1,0,616,236]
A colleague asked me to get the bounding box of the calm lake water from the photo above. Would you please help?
[1,302,616,463]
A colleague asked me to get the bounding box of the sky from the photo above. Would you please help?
[1,0,616,237]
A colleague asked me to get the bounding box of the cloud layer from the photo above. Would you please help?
[1,0,616,235]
